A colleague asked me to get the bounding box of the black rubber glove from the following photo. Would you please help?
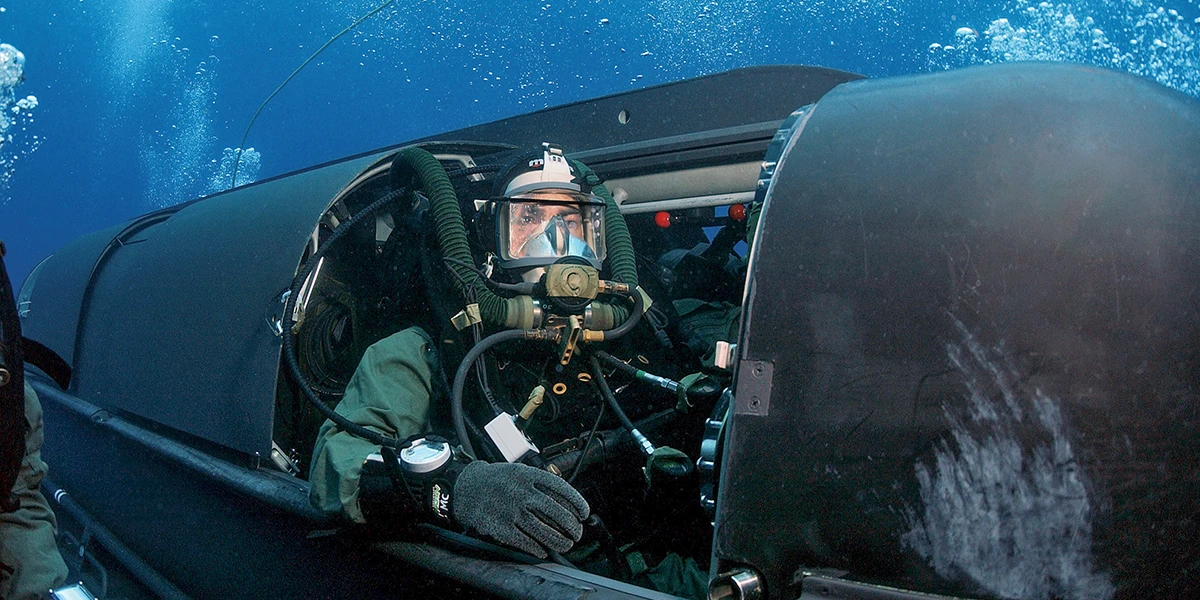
[452,461,590,558]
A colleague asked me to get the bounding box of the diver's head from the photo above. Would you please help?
[486,143,607,282]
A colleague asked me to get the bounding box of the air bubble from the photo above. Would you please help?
[925,0,1198,97]
[0,43,36,195]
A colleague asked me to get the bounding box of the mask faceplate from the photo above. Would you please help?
[495,191,605,273]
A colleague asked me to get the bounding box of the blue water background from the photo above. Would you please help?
[1,0,1197,284]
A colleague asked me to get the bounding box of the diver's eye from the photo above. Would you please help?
[513,204,542,227]
[562,211,583,229]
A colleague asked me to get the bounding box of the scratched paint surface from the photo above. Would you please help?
[903,320,1114,600]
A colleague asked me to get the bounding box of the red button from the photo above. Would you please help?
[654,211,672,228]
[729,203,747,222]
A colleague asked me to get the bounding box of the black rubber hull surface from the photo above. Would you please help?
[718,63,1200,599]
[35,384,428,599]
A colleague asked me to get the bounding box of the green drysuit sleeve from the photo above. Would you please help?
[308,327,435,523]
[0,382,68,600]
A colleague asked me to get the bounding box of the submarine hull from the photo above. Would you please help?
[717,63,1200,599]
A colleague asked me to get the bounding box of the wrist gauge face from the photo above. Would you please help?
[400,438,452,474]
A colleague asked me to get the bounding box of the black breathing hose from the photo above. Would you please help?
[586,355,638,435]
[567,403,606,484]
[546,406,679,479]
[593,350,638,378]
[282,187,409,449]
[592,349,681,399]
[451,328,556,458]
[587,353,656,456]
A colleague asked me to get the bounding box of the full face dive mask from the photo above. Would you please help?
[490,145,607,281]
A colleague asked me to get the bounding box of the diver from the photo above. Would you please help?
[0,242,70,600]
[309,144,614,556]
[302,143,712,593]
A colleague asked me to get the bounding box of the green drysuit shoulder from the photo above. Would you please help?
[308,326,436,523]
